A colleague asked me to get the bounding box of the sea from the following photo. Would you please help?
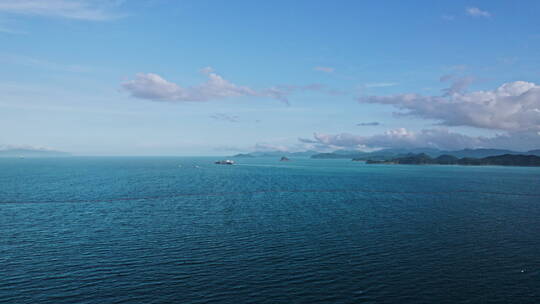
[1,157,539,303]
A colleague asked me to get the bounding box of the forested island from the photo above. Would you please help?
[312,148,540,160]
[362,153,540,167]
[231,148,540,167]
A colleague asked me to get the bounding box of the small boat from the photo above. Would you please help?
[214,159,235,165]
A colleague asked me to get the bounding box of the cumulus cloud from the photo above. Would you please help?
[0,0,124,21]
[357,122,380,126]
[123,68,337,104]
[311,77,540,151]
[466,7,491,18]
[314,66,335,73]
[359,81,540,132]
[210,113,239,123]
[440,75,475,96]
[122,70,266,102]
[300,128,540,151]
[310,128,483,150]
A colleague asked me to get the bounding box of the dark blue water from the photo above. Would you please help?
[1,157,539,303]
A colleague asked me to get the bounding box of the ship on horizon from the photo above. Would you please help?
[214,159,235,165]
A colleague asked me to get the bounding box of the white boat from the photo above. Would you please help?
[214,159,235,165]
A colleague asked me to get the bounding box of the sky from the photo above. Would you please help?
[1,0,540,155]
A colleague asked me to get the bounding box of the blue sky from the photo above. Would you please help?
[1,0,540,155]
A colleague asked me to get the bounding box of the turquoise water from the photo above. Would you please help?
[1,157,539,303]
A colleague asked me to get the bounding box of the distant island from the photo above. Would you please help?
[0,148,70,158]
[232,151,317,158]
[231,153,254,158]
[362,153,540,167]
[312,148,540,160]
[233,148,540,161]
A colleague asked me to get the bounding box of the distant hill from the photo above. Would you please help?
[446,148,520,158]
[311,152,364,159]
[235,147,540,160]
[231,153,254,158]
[232,150,318,158]
[312,149,437,160]
[0,148,70,157]
[528,149,540,156]
[310,149,372,159]
[312,148,539,160]
[364,153,540,167]
[374,148,442,156]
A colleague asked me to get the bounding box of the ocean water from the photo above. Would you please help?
[1,157,539,303]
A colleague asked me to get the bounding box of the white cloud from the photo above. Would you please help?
[300,78,540,151]
[300,128,540,151]
[314,66,335,73]
[440,75,475,96]
[359,81,540,132]
[0,0,124,21]
[466,7,491,18]
[122,71,271,102]
[122,68,335,104]
[317,128,484,150]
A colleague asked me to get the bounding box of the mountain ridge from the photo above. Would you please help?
[364,153,540,167]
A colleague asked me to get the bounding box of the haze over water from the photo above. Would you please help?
[1,157,539,303]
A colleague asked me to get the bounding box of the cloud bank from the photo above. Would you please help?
[301,129,484,151]
[300,128,540,151]
[359,81,540,133]
[329,80,540,151]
